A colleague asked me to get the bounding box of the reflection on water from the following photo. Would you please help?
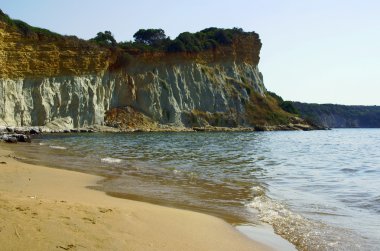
[6,129,380,251]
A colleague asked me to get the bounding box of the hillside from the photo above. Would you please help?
[0,9,312,131]
[292,102,380,128]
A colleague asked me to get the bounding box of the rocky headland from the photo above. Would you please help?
[0,9,316,139]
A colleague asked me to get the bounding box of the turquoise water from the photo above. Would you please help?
[9,129,380,250]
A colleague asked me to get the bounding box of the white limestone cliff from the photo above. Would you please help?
[0,62,265,128]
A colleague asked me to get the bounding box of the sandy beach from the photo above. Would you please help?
[0,145,272,251]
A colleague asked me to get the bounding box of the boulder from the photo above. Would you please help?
[0,126,7,133]
[29,127,40,135]
[17,134,31,143]
[3,135,17,143]
[14,127,28,134]
[45,117,74,132]
[39,127,51,133]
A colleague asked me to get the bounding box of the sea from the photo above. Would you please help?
[6,129,380,250]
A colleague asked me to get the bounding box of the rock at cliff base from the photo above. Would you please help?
[2,135,18,143]
[14,134,31,143]
[45,117,74,131]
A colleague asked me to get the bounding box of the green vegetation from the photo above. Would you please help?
[90,27,257,53]
[117,28,172,52]
[133,29,167,45]
[280,101,299,114]
[267,91,299,114]
[245,92,292,126]
[1,9,257,54]
[0,9,60,38]
[166,27,246,52]
[89,31,117,46]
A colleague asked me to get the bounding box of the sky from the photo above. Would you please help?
[1,0,379,105]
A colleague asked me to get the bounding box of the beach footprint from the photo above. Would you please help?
[98,207,113,213]
[56,244,76,250]
[82,217,96,224]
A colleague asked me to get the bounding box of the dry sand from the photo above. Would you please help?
[0,146,272,251]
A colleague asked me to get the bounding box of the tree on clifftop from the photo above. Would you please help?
[90,31,117,46]
[133,29,167,45]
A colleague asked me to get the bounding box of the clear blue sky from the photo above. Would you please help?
[1,0,379,105]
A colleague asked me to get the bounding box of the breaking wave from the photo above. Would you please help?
[247,194,369,251]
[101,157,122,164]
[49,145,67,150]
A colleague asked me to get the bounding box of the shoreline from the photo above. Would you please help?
[0,145,275,251]
[1,120,325,136]
[0,123,325,144]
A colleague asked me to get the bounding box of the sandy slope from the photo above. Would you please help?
[0,146,271,251]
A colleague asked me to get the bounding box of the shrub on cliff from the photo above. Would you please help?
[90,31,117,47]
[267,91,299,115]
[267,91,284,104]
[166,40,186,52]
[133,29,167,46]
[280,101,299,114]
[117,27,255,53]
[166,27,247,53]
[0,9,13,24]
[171,32,203,52]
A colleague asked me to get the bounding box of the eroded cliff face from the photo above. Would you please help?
[0,17,291,129]
[0,61,265,128]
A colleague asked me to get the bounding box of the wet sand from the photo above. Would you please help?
[0,146,272,251]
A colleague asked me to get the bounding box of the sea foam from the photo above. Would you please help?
[49,145,67,150]
[101,157,122,164]
[247,195,365,251]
